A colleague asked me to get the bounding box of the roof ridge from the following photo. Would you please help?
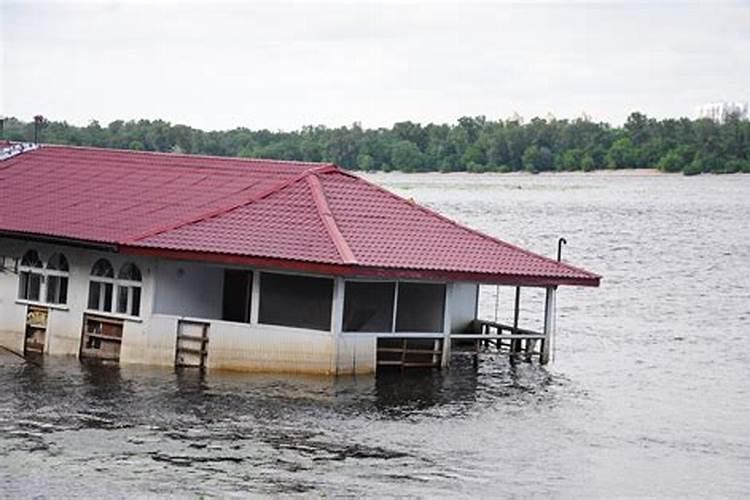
[40,143,333,167]
[306,174,357,265]
[123,164,338,244]
[329,170,601,280]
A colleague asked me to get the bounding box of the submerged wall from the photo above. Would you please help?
[0,237,156,357]
[0,236,470,375]
[0,238,365,374]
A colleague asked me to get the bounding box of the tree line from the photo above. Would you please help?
[2,112,749,175]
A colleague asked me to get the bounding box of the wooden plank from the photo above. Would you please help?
[377,348,442,355]
[85,333,123,342]
[451,334,545,340]
[85,315,124,326]
[177,334,208,343]
[176,346,207,356]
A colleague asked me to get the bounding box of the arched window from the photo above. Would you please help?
[18,250,44,301]
[88,259,115,312]
[45,253,69,304]
[116,263,142,317]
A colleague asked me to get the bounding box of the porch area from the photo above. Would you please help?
[136,258,558,374]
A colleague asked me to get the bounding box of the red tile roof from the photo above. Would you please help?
[0,145,599,286]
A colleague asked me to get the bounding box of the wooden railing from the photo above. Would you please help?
[451,319,547,361]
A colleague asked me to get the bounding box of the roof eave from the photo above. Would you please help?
[120,245,600,287]
[0,229,119,252]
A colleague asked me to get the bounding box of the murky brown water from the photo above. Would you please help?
[2,172,749,497]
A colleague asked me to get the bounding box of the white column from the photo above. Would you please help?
[441,282,453,368]
[542,286,557,364]
[330,277,345,375]
[249,270,260,324]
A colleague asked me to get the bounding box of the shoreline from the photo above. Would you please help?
[366,168,749,177]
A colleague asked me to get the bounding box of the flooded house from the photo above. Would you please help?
[0,143,600,374]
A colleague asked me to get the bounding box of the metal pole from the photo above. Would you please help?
[557,238,567,262]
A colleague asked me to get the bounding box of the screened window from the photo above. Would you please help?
[258,272,333,331]
[343,281,395,332]
[45,253,69,305]
[395,282,446,333]
[18,250,44,302]
[116,263,142,317]
[88,259,115,312]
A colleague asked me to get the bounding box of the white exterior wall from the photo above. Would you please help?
[1,236,474,376]
[336,335,377,375]
[0,237,353,375]
[153,259,223,319]
[450,282,479,333]
[0,237,156,357]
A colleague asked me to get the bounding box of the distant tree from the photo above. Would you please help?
[606,138,638,169]
[390,140,425,172]
[580,153,596,172]
[356,153,375,171]
[3,111,748,175]
[657,149,684,173]
[561,148,584,171]
[522,145,554,173]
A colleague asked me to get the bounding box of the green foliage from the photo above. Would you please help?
[390,140,424,172]
[606,138,638,169]
[3,112,748,174]
[522,145,554,173]
[683,159,703,176]
[657,149,685,173]
[561,148,584,171]
[580,153,596,172]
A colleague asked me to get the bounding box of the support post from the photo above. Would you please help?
[511,286,521,354]
[541,286,557,364]
[440,283,452,368]
[249,270,260,324]
[330,277,345,375]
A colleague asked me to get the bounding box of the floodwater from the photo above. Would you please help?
[2,172,749,498]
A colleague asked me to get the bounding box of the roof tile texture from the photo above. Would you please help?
[0,145,599,285]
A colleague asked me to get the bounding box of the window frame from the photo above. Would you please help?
[45,253,70,305]
[341,279,448,334]
[16,250,71,307]
[115,263,142,317]
[86,259,143,319]
[257,271,334,332]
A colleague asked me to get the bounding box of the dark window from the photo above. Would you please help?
[47,253,69,272]
[118,262,142,281]
[18,250,44,301]
[103,282,113,311]
[131,287,141,317]
[117,286,129,314]
[395,282,446,333]
[46,253,69,304]
[222,269,252,323]
[91,259,114,277]
[88,281,101,309]
[46,275,68,304]
[259,272,333,331]
[88,259,115,313]
[21,250,43,268]
[19,272,42,301]
[343,281,395,332]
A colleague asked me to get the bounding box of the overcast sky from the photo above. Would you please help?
[1,0,748,131]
